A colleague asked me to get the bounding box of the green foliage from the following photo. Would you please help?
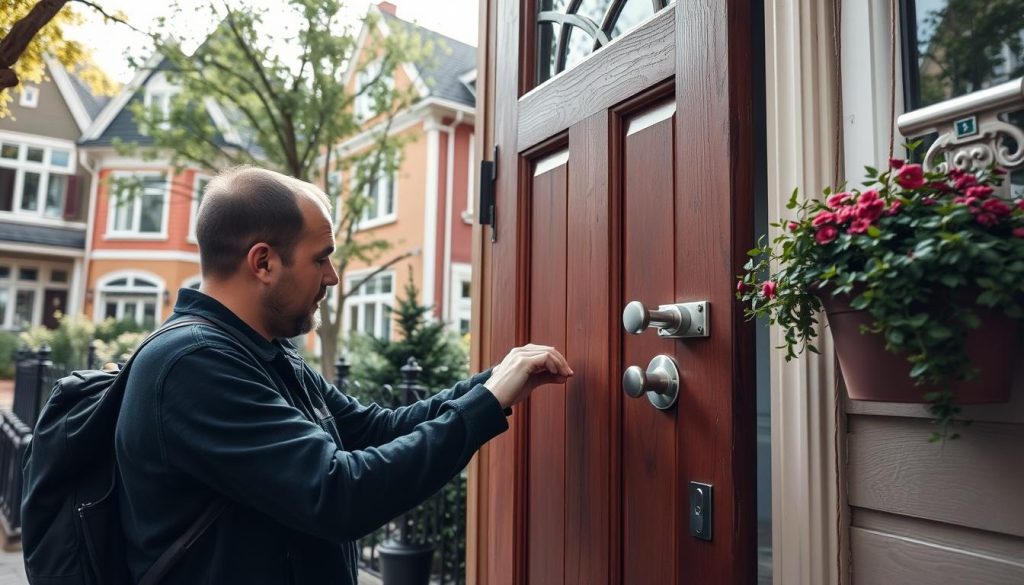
[0,330,19,378]
[17,315,149,369]
[917,0,1024,107]
[116,0,439,374]
[348,269,468,392]
[738,159,1024,441]
[19,313,95,368]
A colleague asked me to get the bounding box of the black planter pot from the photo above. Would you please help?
[377,540,436,585]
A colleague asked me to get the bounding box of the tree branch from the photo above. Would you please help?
[0,0,69,88]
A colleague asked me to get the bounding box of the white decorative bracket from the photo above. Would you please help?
[897,77,1024,180]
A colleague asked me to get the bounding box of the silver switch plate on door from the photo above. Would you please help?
[689,481,713,541]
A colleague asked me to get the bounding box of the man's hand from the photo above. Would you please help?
[484,344,573,409]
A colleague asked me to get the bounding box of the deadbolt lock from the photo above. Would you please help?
[622,301,709,339]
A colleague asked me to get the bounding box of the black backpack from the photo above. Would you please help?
[21,318,228,585]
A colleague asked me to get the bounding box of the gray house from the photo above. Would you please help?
[0,56,108,331]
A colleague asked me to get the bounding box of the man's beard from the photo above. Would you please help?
[266,285,323,338]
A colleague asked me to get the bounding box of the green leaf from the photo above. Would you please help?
[787,188,799,209]
[867,225,881,238]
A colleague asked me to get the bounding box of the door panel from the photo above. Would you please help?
[479,1,757,583]
[565,113,616,585]
[621,101,678,585]
[526,152,569,583]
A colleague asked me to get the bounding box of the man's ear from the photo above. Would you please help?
[246,243,276,284]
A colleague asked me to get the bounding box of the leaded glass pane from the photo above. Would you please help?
[537,21,560,84]
[537,0,672,84]
[611,0,657,40]
[575,0,611,27]
[0,143,18,159]
[365,304,376,335]
[26,147,44,163]
[564,25,599,71]
[50,149,71,167]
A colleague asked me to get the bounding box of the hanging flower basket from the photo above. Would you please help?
[819,293,1018,403]
[737,156,1024,440]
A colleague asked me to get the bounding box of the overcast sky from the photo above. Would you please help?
[64,0,480,84]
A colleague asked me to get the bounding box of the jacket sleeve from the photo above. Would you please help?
[317,369,494,450]
[158,348,506,543]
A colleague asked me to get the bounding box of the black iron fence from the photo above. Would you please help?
[336,356,468,585]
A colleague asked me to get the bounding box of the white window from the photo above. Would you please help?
[143,72,179,130]
[343,271,394,340]
[0,135,77,221]
[19,85,39,108]
[354,60,393,121]
[449,263,472,336]
[97,274,162,329]
[351,167,397,229]
[0,260,72,330]
[188,174,212,243]
[107,172,169,238]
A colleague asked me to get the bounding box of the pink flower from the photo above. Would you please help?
[954,195,978,207]
[1013,227,1024,238]
[921,197,937,206]
[888,158,905,170]
[975,212,998,227]
[848,218,871,234]
[965,185,994,199]
[948,168,965,180]
[762,281,777,300]
[812,210,837,227]
[737,281,748,293]
[826,192,852,208]
[993,167,1008,176]
[837,206,858,223]
[1019,199,1024,211]
[815,225,839,244]
[981,198,1012,217]
[955,174,977,190]
[886,200,902,216]
[856,199,886,221]
[896,164,926,189]
[858,189,881,203]
[930,180,953,192]
[787,221,800,232]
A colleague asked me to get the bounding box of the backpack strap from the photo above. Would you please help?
[138,498,231,585]
[122,316,231,585]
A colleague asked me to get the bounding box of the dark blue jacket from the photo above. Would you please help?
[115,289,506,584]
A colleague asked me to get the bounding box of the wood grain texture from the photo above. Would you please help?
[527,161,569,584]
[848,416,1024,537]
[485,0,521,581]
[517,6,675,151]
[851,527,1024,585]
[621,109,678,585]
[674,0,757,582]
[565,112,615,585]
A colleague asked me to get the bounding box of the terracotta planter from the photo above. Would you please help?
[819,295,1019,403]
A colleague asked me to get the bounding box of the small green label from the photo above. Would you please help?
[954,116,978,138]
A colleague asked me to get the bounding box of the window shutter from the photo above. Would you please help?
[63,175,80,220]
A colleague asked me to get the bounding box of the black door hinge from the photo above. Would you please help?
[479,145,497,242]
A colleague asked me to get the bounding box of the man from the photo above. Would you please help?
[115,167,572,584]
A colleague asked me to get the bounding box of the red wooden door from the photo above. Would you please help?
[478,1,757,583]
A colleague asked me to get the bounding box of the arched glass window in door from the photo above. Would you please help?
[537,0,675,84]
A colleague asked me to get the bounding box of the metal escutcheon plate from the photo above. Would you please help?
[646,355,679,410]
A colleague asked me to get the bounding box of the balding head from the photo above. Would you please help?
[196,166,331,279]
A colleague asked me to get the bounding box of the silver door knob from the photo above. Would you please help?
[622,355,679,410]
[622,300,709,338]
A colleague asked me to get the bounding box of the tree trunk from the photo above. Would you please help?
[0,0,70,90]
